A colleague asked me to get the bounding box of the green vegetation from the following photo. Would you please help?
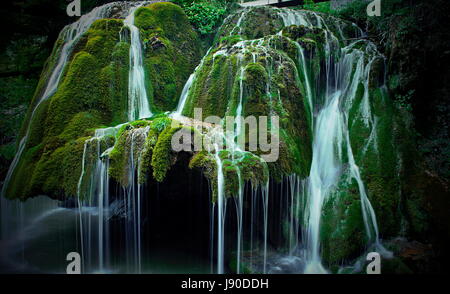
[151,125,182,182]
[173,0,239,35]
[297,0,332,14]
[135,2,202,112]
[321,177,366,265]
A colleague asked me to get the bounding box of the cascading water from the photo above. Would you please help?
[303,91,343,274]
[123,3,153,121]
[0,2,157,274]
[75,2,156,273]
[275,8,390,273]
[213,141,226,274]
[174,73,195,116]
[172,47,213,117]
[202,8,391,273]
[77,127,120,273]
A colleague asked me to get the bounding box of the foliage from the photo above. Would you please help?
[173,0,236,35]
[300,0,332,14]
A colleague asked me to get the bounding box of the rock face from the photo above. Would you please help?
[2,3,445,273]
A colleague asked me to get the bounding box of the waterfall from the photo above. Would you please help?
[123,3,153,121]
[77,127,119,273]
[235,65,245,138]
[274,8,389,273]
[75,2,155,273]
[124,126,150,273]
[213,142,226,274]
[76,123,150,273]
[304,91,343,274]
[174,73,195,116]
[235,171,244,274]
[262,182,269,274]
[173,48,213,117]
[295,43,314,126]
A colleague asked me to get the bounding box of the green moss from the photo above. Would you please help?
[108,129,130,185]
[4,143,44,200]
[320,175,367,265]
[151,125,182,182]
[137,117,172,183]
[58,112,102,141]
[21,136,86,199]
[183,52,237,118]
[18,34,67,141]
[237,152,269,186]
[349,87,401,237]
[26,98,51,148]
[222,160,240,197]
[244,62,268,102]
[216,6,284,41]
[134,2,202,112]
[102,41,130,125]
[218,34,244,47]
[138,128,158,184]
[183,32,313,181]
[282,25,325,46]
[189,150,217,201]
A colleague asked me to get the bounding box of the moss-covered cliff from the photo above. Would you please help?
[4,2,201,200]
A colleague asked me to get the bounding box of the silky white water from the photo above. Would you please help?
[304,91,343,274]
[173,47,213,117]
[275,8,389,273]
[75,2,154,273]
[123,3,153,121]
[213,142,226,274]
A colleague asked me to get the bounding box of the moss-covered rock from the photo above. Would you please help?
[216,7,284,42]
[135,2,202,112]
[5,19,128,200]
[181,33,314,181]
[151,125,183,182]
[320,173,367,265]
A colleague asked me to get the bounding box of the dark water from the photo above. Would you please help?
[0,196,211,274]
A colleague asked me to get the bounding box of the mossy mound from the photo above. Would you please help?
[216,7,284,42]
[5,19,129,200]
[181,32,316,181]
[320,172,367,265]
